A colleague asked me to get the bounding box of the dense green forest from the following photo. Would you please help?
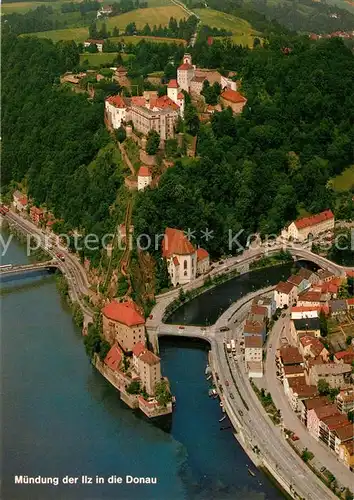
[2,34,125,262]
[134,36,354,256]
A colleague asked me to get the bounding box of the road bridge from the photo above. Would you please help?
[0,260,59,277]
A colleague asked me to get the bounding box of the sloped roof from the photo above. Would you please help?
[138,166,151,177]
[196,248,209,261]
[104,344,122,371]
[162,228,195,258]
[221,89,247,104]
[106,95,126,108]
[294,210,334,230]
[102,300,145,326]
[132,341,146,357]
[168,79,178,88]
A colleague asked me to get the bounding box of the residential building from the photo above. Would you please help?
[247,361,263,378]
[12,190,28,212]
[245,335,263,377]
[329,299,347,316]
[284,377,317,412]
[293,317,321,339]
[333,423,354,455]
[287,274,310,293]
[297,290,322,307]
[274,281,298,309]
[299,336,329,362]
[307,403,339,439]
[253,296,276,319]
[309,363,352,388]
[220,75,237,91]
[339,441,354,470]
[291,306,320,320]
[334,350,354,365]
[177,54,195,92]
[316,269,336,283]
[97,5,113,17]
[196,248,209,275]
[162,228,209,286]
[244,319,266,342]
[220,89,247,114]
[277,345,303,367]
[129,102,178,141]
[190,75,205,95]
[319,414,350,452]
[282,209,334,241]
[30,206,44,225]
[336,389,354,414]
[132,342,161,395]
[248,304,268,324]
[105,95,127,129]
[283,365,305,380]
[299,395,330,425]
[102,300,145,352]
[298,268,319,284]
[84,39,104,52]
[347,297,354,311]
[137,166,152,191]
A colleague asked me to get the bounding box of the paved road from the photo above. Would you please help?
[5,211,93,319]
[211,306,336,500]
[263,312,354,491]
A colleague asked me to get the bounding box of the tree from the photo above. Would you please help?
[155,379,172,407]
[115,126,126,143]
[184,103,199,136]
[301,448,314,463]
[112,26,119,37]
[317,379,330,395]
[146,130,160,155]
[126,380,141,394]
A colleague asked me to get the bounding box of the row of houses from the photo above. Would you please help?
[243,296,276,378]
[281,209,335,242]
[12,191,57,229]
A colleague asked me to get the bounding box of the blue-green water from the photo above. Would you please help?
[1,233,284,500]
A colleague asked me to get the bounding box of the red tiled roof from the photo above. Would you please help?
[313,404,339,420]
[292,306,320,313]
[131,96,146,107]
[334,351,354,363]
[168,79,178,88]
[276,281,295,294]
[196,248,209,261]
[283,365,305,375]
[251,305,268,316]
[244,320,265,335]
[102,300,145,326]
[177,92,184,99]
[304,396,331,410]
[294,210,334,230]
[150,95,179,111]
[347,298,354,306]
[279,346,303,365]
[106,95,126,108]
[178,63,193,70]
[342,441,354,456]
[139,350,160,366]
[19,196,28,206]
[321,413,348,430]
[86,39,104,44]
[244,335,263,348]
[132,341,146,357]
[162,227,195,258]
[334,423,354,441]
[287,275,304,286]
[104,344,122,371]
[221,89,247,104]
[298,290,322,303]
[138,166,151,177]
[30,206,43,215]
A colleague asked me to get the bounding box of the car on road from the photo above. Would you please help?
[320,467,326,473]
[291,435,299,441]
[56,253,65,261]
[225,380,229,387]
[238,410,243,416]
[178,326,185,330]
[220,326,230,332]
[340,487,345,493]
[230,393,234,399]
[281,313,286,317]
[269,344,272,349]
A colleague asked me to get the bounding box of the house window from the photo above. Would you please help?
[184,260,187,270]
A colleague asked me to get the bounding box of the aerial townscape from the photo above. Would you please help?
[1,0,354,499]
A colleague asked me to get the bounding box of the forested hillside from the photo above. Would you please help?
[2,34,124,257]
[134,37,354,256]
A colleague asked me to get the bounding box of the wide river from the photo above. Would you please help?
[1,231,287,500]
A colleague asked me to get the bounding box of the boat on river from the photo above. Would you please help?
[219,416,226,423]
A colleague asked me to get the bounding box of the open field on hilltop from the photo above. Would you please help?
[79,51,132,66]
[329,165,354,192]
[192,8,261,47]
[98,5,187,31]
[1,0,81,15]
[23,26,88,41]
[111,35,186,45]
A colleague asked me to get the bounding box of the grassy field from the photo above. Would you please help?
[79,52,133,66]
[24,26,88,42]
[330,165,354,192]
[111,35,186,45]
[99,5,187,31]
[193,8,261,47]
[1,0,81,15]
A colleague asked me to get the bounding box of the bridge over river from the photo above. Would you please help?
[0,260,60,277]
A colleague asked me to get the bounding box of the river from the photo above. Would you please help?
[1,231,285,500]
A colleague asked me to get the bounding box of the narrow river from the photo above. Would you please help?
[1,231,285,500]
